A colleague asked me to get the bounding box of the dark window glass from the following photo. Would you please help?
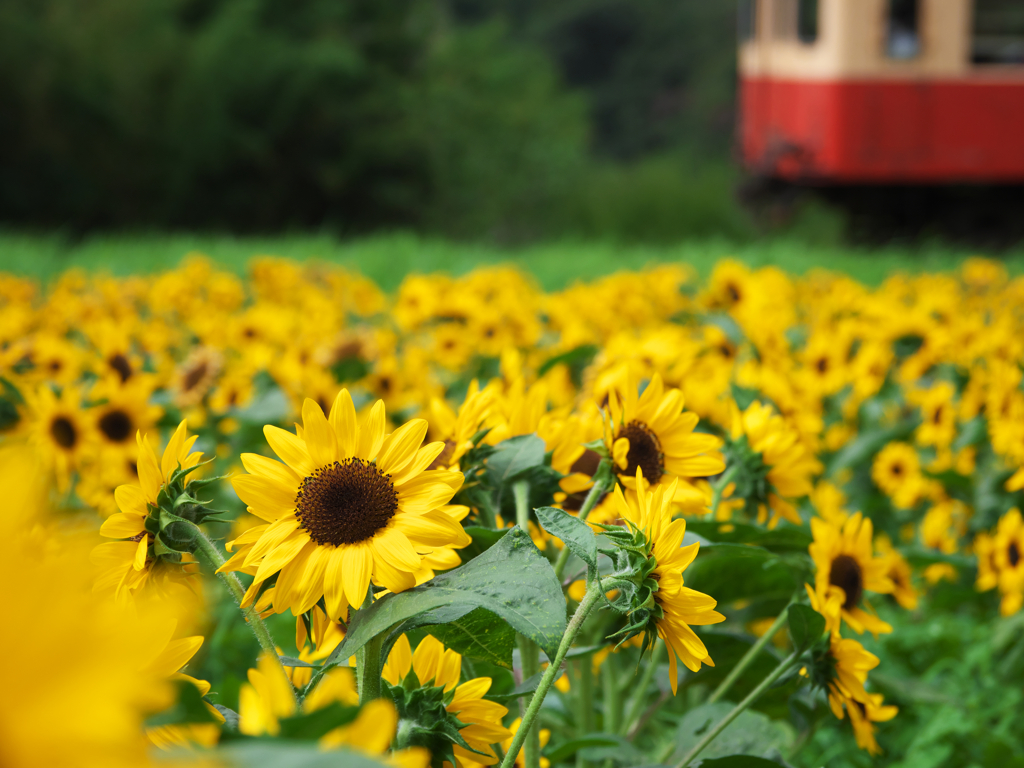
[887,0,920,59]
[973,0,1024,64]
[798,0,818,44]
[738,0,757,42]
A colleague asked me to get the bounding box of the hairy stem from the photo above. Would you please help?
[554,463,612,581]
[708,604,790,704]
[621,639,664,736]
[191,526,297,704]
[673,652,799,768]
[513,479,541,768]
[501,579,606,768]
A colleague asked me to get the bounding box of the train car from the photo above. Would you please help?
[738,0,1024,184]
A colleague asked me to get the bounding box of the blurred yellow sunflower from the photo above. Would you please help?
[222,391,467,620]
[819,635,897,756]
[808,513,894,637]
[606,372,724,490]
[26,384,94,490]
[727,400,820,527]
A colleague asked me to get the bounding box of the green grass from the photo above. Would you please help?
[2,230,1023,291]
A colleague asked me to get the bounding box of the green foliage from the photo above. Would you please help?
[326,526,566,664]
[0,0,587,234]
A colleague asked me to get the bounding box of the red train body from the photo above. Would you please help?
[738,0,1024,184]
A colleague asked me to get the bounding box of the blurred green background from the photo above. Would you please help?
[0,0,762,242]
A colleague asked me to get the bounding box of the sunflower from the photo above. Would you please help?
[221,391,468,620]
[92,420,202,605]
[813,634,896,757]
[90,375,163,456]
[871,442,926,510]
[611,469,725,691]
[171,346,222,408]
[25,384,94,490]
[605,372,724,491]
[382,634,513,768]
[988,508,1024,616]
[726,400,820,528]
[808,513,895,637]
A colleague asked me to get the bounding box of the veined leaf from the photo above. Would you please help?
[426,607,517,668]
[326,526,566,665]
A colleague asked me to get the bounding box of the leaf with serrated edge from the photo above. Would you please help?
[326,527,565,664]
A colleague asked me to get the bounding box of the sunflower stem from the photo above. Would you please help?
[190,526,297,704]
[357,631,384,704]
[673,652,799,768]
[708,603,791,704]
[513,479,542,768]
[501,578,606,768]
[554,462,612,582]
[575,657,595,768]
[620,638,664,736]
[709,465,739,516]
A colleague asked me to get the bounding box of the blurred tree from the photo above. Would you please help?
[0,0,588,233]
[450,0,738,160]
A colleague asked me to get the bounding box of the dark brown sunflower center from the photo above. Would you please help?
[182,362,209,392]
[617,420,664,483]
[108,353,133,382]
[891,462,903,476]
[830,554,864,610]
[295,458,399,547]
[98,409,133,442]
[1009,542,1021,567]
[815,357,829,373]
[570,448,602,478]
[726,283,741,303]
[50,416,77,449]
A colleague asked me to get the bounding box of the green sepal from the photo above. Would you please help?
[387,680,488,768]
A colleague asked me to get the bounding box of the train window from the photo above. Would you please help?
[973,0,1024,65]
[886,0,920,59]
[738,0,757,42]
[797,0,818,44]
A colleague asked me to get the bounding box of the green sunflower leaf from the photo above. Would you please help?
[486,434,546,484]
[426,606,517,669]
[326,526,566,666]
[535,505,598,572]
[787,604,826,653]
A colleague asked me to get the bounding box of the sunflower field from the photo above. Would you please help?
[4,253,1024,768]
